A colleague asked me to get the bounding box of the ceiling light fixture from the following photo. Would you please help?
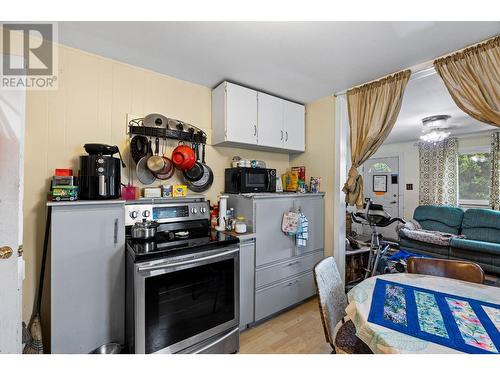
[419,115,451,143]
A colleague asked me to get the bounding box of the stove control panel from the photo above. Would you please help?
[125,201,210,226]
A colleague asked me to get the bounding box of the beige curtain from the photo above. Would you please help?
[342,70,411,207]
[434,36,500,126]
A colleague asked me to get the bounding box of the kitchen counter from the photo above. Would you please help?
[224,231,256,241]
[47,199,126,207]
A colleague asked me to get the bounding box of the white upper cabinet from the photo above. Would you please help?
[212,81,305,153]
[283,101,305,152]
[225,82,258,144]
[257,92,284,149]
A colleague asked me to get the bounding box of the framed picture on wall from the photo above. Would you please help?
[373,175,387,192]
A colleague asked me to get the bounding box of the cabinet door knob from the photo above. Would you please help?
[281,130,283,140]
[285,131,288,142]
[253,125,257,136]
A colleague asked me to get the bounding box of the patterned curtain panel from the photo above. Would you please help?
[490,132,500,210]
[419,138,459,206]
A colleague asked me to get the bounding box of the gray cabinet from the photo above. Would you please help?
[239,239,255,330]
[228,194,325,323]
[50,201,125,353]
[255,198,295,266]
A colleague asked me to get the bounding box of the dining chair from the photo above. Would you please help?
[313,257,372,354]
[407,257,485,284]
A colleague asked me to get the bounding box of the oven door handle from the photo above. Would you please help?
[189,327,239,354]
[137,248,239,273]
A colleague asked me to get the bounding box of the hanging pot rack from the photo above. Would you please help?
[128,116,207,144]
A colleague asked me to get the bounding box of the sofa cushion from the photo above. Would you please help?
[461,209,500,244]
[399,237,449,257]
[450,238,500,256]
[413,205,464,235]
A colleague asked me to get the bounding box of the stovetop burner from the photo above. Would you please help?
[126,228,239,262]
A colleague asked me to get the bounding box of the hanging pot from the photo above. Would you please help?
[172,142,196,171]
[143,113,169,128]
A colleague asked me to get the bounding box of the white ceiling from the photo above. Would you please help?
[58,21,500,103]
[385,71,495,144]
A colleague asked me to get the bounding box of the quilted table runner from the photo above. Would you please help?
[368,279,500,354]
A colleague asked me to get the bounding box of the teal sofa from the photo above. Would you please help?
[399,205,500,275]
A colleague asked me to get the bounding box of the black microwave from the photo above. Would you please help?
[224,168,276,193]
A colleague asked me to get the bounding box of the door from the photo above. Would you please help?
[135,246,239,354]
[362,157,400,241]
[226,82,258,144]
[283,101,305,152]
[257,92,284,148]
[51,204,125,353]
[0,55,25,354]
[255,198,295,266]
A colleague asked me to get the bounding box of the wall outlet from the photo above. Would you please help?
[406,183,413,191]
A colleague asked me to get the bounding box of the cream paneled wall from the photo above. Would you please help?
[290,95,335,257]
[22,44,290,323]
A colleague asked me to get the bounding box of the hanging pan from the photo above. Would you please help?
[186,143,213,193]
[130,135,148,164]
[183,142,204,182]
[136,139,156,185]
[154,137,174,180]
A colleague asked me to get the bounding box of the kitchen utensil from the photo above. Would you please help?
[136,140,156,185]
[186,143,213,193]
[131,219,159,240]
[147,137,165,173]
[172,142,196,170]
[183,143,204,182]
[143,113,169,128]
[130,135,148,164]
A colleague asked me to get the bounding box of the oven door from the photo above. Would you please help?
[241,168,271,192]
[134,246,239,354]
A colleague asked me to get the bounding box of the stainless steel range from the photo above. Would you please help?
[125,197,240,354]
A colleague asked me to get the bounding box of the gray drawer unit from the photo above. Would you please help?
[255,271,316,321]
[255,250,323,289]
[239,239,256,329]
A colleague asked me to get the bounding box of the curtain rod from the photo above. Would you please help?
[335,66,435,96]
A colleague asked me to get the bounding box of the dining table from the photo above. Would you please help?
[346,273,500,354]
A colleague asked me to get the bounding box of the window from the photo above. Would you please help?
[458,150,491,206]
[369,162,392,173]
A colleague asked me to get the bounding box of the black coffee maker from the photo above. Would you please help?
[79,144,126,200]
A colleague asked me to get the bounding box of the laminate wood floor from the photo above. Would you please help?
[239,298,331,354]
